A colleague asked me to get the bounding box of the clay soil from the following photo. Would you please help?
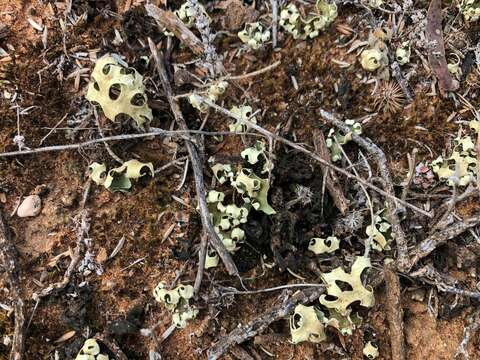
[1,0,480,359]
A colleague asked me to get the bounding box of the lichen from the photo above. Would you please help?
[86,54,152,128]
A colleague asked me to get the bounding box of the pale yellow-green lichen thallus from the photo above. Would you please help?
[290,304,326,344]
[86,54,152,128]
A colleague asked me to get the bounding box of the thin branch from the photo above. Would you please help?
[149,38,239,278]
[227,60,281,81]
[0,209,25,360]
[39,113,68,145]
[94,109,123,164]
[408,217,480,271]
[0,129,257,159]
[218,283,325,297]
[319,109,411,272]
[200,99,432,219]
[154,156,188,175]
[194,233,208,295]
[384,264,406,360]
[207,288,325,360]
[401,148,417,202]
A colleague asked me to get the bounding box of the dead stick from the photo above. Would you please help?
[426,0,458,96]
[319,109,410,272]
[384,264,406,360]
[313,129,349,215]
[476,130,480,199]
[149,38,239,278]
[96,333,128,360]
[456,309,480,359]
[0,129,257,158]
[146,4,204,56]
[408,217,480,270]
[0,210,25,360]
[207,288,324,360]
[194,233,208,295]
[270,0,278,49]
[201,99,431,219]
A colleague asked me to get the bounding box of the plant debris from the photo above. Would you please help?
[2,0,480,358]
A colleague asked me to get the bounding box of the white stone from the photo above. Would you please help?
[17,195,42,217]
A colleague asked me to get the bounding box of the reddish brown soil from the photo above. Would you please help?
[1,1,479,360]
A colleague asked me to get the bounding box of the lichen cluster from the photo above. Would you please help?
[431,121,479,187]
[290,256,374,343]
[86,54,152,128]
[89,160,154,192]
[205,141,276,266]
[279,0,337,40]
[153,283,198,328]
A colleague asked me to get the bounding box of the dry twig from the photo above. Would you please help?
[0,210,25,360]
[384,264,406,360]
[194,233,208,295]
[410,264,480,300]
[96,333,128,360]
[313,130,349,215]
[456,309,480,359]
[0,129,256,158]
[408,217,480,270]
[146,4,205,57]
[400,148,417,202]
[93,109,123,164]
[207,288,325,360]
[271,0,278,49]
[149,39,239,279]
[426,0,459,96]
[201,99,431,219]
[319,109,411,272]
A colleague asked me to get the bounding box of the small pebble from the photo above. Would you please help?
[17,195,42,217]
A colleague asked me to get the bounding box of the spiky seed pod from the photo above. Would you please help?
[372,81,405,114]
